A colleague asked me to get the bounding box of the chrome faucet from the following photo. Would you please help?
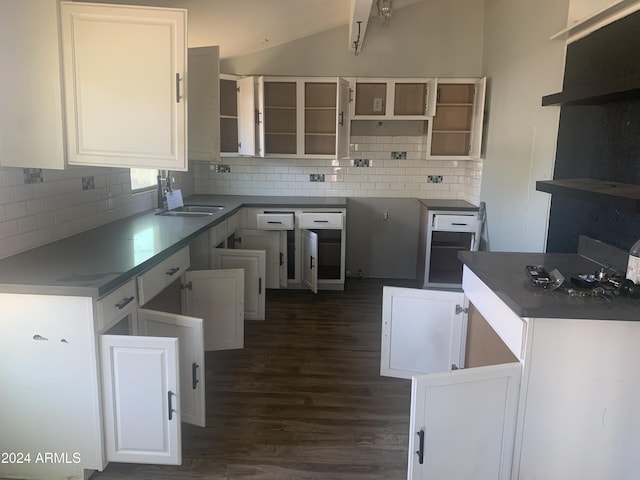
[156,170,174,209]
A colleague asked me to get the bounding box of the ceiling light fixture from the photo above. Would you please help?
[377,0,393,23]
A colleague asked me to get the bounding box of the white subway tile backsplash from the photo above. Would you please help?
[0,162,193,259]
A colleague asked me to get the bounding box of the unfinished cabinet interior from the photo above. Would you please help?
[428,78,486,158]
[257,77,350,158]
[351,78,437,119]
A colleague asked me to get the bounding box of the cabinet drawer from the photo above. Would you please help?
[432,213,479,232]
[211,220,228,247]
[137,247,190,305]
[299,212,344,230]
[97,279,137,333]
[257,213,294,230]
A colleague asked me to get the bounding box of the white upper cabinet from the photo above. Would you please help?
[427,77,486,159]
[188,46,220,163]
[60,2,188,170]
[351,78,437,120]
[0,0,66,169]
[0,0,188,170]
[256,76,351,159]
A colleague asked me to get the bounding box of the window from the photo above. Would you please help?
[130,168,158,192]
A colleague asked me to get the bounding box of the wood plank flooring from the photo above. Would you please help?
[95,279,415,480]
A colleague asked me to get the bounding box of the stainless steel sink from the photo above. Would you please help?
[156,204,225,217]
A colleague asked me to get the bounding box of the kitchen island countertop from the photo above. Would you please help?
[460,250,639,321]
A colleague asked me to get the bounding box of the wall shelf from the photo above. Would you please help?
[536,178,640,212]
[541,73,640,106]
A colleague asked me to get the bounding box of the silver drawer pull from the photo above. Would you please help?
[166,267,180,276]
[115,296,135,310]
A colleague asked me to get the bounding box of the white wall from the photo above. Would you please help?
[479,0,569,252]
[198,0,485,203]
[221,0,484,76]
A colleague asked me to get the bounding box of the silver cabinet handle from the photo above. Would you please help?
[175,73,182,103]
[115,296,135,310]
[166,267,180,276]
[168,391,176,420]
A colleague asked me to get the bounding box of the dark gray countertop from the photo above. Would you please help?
[418,199,478,211]
[0,195,346,298]
[460,251,638,321]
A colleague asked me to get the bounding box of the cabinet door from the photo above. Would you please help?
[183,269,244,351]
[238,229,282,289]
[188,46,220,162]
[212,249,266,320]
[59,3,187,170]
[237,76,257,156]
[380,286,466,379]
[301,229,319,294]
[137,309,206,428]
[336,77,351,159]
[101,334,181,465]
[0,0,66,169]
[408,363,521,480]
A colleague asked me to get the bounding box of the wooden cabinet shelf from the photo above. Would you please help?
[256,77,349,158]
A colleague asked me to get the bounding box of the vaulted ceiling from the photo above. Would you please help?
[80,0,424,58]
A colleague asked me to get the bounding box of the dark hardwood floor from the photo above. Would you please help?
[95,278,414,480]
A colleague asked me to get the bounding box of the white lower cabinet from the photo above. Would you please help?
[137,309,206,427]
[237,228,286,289]
[212,248,266,321]
[380,287,466,379]
[381,284,522,480]
[0,294,102,480]
[183,268,244,351]
[408,363,520,480]
[100,334,182,465]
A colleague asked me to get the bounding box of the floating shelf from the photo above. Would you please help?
[536,178,640,212]
[541,74,640,106]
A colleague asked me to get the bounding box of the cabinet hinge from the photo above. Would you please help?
[181,281,193,290]
[455,304,468,315]
[237,86,240,93]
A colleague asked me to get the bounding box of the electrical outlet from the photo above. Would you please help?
[428,175,444,184]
